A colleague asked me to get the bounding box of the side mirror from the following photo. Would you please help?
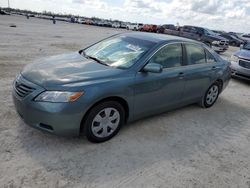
[142,63,163,73]
[240,44,244,50]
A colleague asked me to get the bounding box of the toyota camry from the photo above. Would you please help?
[12,33,231,142]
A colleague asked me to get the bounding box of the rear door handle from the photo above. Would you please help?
[179,72,184,75]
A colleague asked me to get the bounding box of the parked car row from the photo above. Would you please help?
[156,25,229,53]
[4,9,250,54]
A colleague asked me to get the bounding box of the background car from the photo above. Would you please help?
[239,34,250,42]
[219,33,245,47]
[231,42,250,80]
[112,22,121,28]
[141,24,157,32]
[179,26,229,53]
[126,23,143,30]
[12,33,230,142]
[0,9,10,15]
[157,24,176,34]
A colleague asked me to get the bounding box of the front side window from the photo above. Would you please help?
[148,44,182,68]
[243,43,250,50]
[185,44,206,65]
[84,36,155,69]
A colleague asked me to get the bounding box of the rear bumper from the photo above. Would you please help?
[230,61,250,81]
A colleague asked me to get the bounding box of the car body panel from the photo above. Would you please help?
[133,66,186,119]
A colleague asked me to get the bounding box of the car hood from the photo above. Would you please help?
[210,35,228,41]
[21,52,123,88]
[234,49,250,60]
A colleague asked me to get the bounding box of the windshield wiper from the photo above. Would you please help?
[82,51,109,66]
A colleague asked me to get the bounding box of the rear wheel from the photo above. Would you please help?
[200,82,220,108]
[83,101,125,143]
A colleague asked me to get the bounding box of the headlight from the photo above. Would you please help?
[212,41,220,45]
[34,91,84,102]
[231,55,239,63]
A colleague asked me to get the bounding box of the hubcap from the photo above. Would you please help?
[91,107,120,138]
[206,85,219,105]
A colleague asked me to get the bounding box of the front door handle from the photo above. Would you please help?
[211,66,218,70]
[178,72,184,79]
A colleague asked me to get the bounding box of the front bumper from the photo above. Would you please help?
[12,76,85,136]
[212,45,228,52]
[230,61,250,81]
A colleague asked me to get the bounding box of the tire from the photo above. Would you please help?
[231,42,236,46]
[83,101,125,143]
[200,82,220,108]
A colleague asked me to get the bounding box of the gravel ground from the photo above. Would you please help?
[0,15,250,188]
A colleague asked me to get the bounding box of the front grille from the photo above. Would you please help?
[219,40,229,46]
[14,81,35,98]
[239,59,250,69]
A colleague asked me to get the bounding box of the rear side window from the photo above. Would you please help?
[205,50,217,63]
[149,44,182,68]
[185,44,206,65]
[242,35,250,38]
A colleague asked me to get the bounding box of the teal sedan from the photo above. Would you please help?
[12,33,231,142]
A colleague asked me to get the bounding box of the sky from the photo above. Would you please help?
[1,0,250,33]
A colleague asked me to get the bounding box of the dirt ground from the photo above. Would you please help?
[0,15,250,188]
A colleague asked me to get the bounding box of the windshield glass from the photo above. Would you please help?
[204,28,217,35]
[84,36,154,69]
[243,43,250,50]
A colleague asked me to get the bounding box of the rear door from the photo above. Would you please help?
[181,43,217,102]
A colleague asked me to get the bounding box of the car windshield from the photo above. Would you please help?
[230,35,238,40]
[204,28,217,35]
[243,43,250,50]
[83,36,154,69]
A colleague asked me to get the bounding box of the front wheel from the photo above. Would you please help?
[200,82,220,108]
[231,42,236,46]
[83,101,125,143]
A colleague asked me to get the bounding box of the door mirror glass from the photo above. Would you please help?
[240,44,244,50]
[143,63,163,73]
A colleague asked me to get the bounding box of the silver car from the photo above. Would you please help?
[231,43,250,80]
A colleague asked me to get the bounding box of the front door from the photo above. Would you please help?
[133,43,186,119]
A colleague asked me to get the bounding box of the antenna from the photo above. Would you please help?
[8,0,10,8]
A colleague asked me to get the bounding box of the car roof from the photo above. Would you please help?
[121,32,198,44]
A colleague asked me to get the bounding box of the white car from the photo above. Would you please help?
[77,18,85,24]
[112,22,120,28]
[127,23,143,31]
